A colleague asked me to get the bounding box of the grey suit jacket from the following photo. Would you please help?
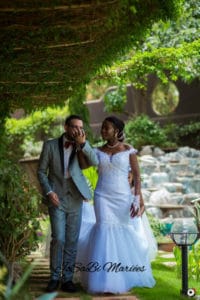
[37,134,98,205]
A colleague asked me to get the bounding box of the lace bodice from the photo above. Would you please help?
[95,147,140,195]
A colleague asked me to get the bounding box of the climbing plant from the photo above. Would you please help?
[98,0,199,84]
[98,39,200,89]
[0,0,184,120]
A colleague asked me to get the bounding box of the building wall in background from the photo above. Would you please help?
[86,77,200,137]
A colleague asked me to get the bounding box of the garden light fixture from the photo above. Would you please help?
[170,218,199,297]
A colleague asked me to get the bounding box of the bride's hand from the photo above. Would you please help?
[130,203,139,218]
[137,203,145,216]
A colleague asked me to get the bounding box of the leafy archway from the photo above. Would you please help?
[0,0,183,118]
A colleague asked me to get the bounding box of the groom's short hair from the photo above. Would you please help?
[65,115,83,125]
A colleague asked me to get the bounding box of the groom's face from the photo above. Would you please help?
[65,118,84,140]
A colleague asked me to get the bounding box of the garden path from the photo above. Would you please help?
[27,251,139,300]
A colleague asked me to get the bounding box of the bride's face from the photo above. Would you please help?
[101,120,118,141]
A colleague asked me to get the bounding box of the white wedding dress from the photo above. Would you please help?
[76,148,156,294]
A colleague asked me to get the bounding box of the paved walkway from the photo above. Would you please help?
[27,252,139,300]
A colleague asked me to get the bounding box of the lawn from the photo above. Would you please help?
[131,252,199,300]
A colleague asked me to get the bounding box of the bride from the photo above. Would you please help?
[76,116,156,294]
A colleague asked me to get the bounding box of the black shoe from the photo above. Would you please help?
[45,280,59,292]
[61,280,77,293]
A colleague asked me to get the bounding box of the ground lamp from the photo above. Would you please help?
[170,219,199,297]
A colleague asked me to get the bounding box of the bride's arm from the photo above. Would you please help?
[129,152,141,196]
[129,152,142,218]
[138,192,145,216]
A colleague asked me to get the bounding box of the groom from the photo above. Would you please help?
[37,114,98,293]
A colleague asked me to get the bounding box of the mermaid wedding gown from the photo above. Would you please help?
[76,148,156,294]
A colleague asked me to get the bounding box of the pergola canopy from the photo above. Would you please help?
[0,0,182,110]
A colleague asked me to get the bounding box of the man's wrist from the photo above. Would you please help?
[76,142,86,151]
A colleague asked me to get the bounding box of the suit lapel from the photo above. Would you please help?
[58,134,64,174]
[69,146,76,166]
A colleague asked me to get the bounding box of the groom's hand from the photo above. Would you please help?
[48,191,60,207]
[72,128,86,145]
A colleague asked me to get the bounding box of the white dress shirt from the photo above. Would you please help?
[63,138,73,178]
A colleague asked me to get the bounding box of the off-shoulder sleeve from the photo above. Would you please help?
[129,147,138,155]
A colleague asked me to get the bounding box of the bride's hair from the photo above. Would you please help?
[104,116,125,141]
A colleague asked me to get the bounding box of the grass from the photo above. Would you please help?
[131,253,199,300]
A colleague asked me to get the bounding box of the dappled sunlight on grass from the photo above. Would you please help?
[131,254,199,300]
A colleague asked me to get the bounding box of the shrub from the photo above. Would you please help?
[177,121,200,148]
[0,159,42,265]
[163,121,200,148]
[5,106,69,159]
[146,212,166,239]
[125,114,168,149]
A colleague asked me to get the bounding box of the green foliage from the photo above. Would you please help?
[36,293,58,300]
[125,115,200,150]
[0,159,42,263]
[68,84,94,141]
[0,260,34,300]
[194,202,200,230]
[6,106,69,139]
[0,103,12,136]
[98,0,200,88]
[173,241,200,282]
[189,241,200,282]
[163,121,200,148]
[133,257,198,300]
[178,121,200,147]
[189,202,200,232]
[86,80,109,101]
[172,246,182,278]
[125,115,168,149]
[83,166,98,199]
[104,84,127,113]
[146,213,166,238]
[68,85,88,120]
[0,215,55,300]
[101,39,200,89]
[143,0,200,49]
[0,255,57,300]
[5,106,69,159]
[0,0,184,118]
[177,121,200,137]
[4,103,97,159]
[162,123,180,145]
